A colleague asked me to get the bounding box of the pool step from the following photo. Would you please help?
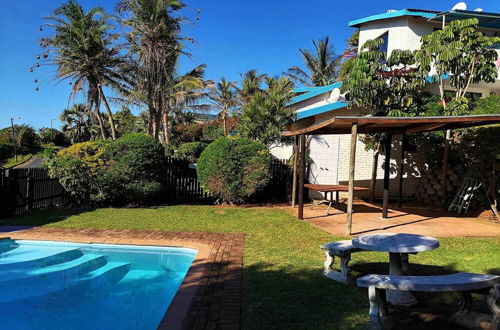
[75,261,130,288]
[0,253,107,282]
[0,259,130,303]
[0,247,83,270]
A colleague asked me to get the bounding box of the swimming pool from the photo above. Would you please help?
[0,239,197,329]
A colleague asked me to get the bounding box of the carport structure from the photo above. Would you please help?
[282,114,500,234]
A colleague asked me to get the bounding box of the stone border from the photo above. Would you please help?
[0,227,244,330]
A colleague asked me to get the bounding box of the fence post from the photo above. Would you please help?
[27,176,34,211]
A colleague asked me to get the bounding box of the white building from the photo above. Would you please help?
[272,7,500,200]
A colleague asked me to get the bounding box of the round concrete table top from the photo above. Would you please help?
[352,233,439,253]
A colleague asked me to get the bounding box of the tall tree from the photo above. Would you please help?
[286,37,342,87]
[60,104,93,143]
[239,69,267,105]
[161,63,209,144]
[416,18,500,207]
[342,38,426,200]
[238,77,295,147]
[208,78,239,136]
[117,0,184,140]
[416,18,500,115]
[41,0,127,140]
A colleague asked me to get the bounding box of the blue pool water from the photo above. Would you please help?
[0,239,197,329]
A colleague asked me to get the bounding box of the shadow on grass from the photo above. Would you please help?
[0,207,94,227]
[242,262,480,330]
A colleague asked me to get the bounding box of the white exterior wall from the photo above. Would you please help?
[272,14,500,201]
[357,17,439,55]
[271,89,426,200]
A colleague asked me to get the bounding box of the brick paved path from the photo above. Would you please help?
[0,227,244,330]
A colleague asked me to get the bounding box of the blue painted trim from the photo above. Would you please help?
[296,101,349,120]
[293,87,317,93]
[348,9,437,27]
[288,81,343,106]
[426,73,450,83]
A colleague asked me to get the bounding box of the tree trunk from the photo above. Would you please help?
[441,129,451,209]
[222,111,228,136]
[99,86,117,141]
[93,99,107,140]
[162,110,170,145]
[370,143,381,202]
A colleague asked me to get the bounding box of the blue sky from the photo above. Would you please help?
[1,0,499,130]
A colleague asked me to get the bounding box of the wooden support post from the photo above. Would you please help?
[441,129,451,209]
[382,133,393,219]
[291,136,298,207]
[346,123,358,235]
[398,133,405,208]
[298,134,306,220]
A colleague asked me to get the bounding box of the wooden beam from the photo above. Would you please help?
[346,122,358,235]
[441,129,451,209]
[298,134,306,220]
[405,123,447,134]
[382,133,393,219]
[398,133,405,208]
[291,136,298,208]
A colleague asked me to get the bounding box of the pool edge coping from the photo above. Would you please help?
[0,228,244,330]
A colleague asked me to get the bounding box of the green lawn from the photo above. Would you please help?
[0,153,32,168]
[3,206,499,329]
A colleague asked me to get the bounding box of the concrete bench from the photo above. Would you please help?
[357,273,500,330]
[320,240,364,285]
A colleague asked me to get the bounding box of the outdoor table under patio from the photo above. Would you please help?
[352,233,440,306]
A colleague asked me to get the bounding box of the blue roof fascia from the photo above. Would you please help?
[288,81,343,106]
[296,100,349,120]
[293,87,317,93]
[426,73,450,83]
[348,9,437,28]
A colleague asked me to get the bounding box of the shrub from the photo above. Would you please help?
[175,142,207,162]
[45,140,111,202]
[197,137,272,204]
[38,127,68,146]
[0,143,13,161]
[45,134,166,206]
[0,125,38,152]
[15,125,39,152]
[99,133,167,205]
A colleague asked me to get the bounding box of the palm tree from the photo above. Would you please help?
[117,0,184,140]
[286,37,342,87]
[60,104,93,143]
[160,63,210,144]
[41,0,127,140]
[239,69,267,105]
[208,78,239,136]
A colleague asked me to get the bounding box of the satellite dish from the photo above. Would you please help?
[327,88,340,103]
[451,2,467,11]
[473,8,483,12]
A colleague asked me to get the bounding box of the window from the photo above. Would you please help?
[444,90,482,101]
[379,32,389,54]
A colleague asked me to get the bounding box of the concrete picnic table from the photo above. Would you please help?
[352,233,440,306]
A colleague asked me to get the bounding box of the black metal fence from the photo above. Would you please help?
[0,168,66,218]
[0,157,291,217]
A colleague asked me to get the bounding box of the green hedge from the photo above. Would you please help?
[100,133,167,205]
[45,134,167,206]
[197,137,271,204]
[0,143,13,161]
[175,142,207,162]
